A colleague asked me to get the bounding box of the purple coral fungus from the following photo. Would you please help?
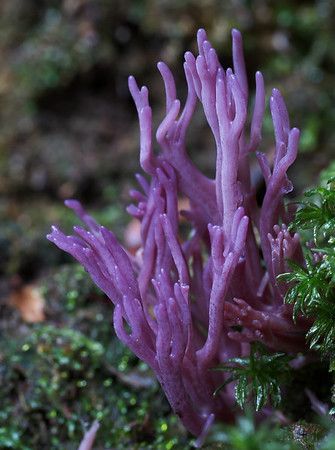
[48,29,310,441]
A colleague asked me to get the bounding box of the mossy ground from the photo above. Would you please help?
[0,262,334,449]
[0,264,191,449]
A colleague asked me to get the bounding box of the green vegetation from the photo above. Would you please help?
[207,414,298,450]
[0,265,189,449]
[279,178,335,369]
[213,343,292,411]
[211,167,335,447]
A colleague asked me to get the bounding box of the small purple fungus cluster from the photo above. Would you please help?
[48,29,310,440]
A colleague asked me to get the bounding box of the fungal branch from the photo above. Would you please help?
[48,29,309,440]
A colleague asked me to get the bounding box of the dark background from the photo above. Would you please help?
[1,0,335,281]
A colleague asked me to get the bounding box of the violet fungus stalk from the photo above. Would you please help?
[48,29,310,439]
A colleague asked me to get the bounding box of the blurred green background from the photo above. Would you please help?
[0,1,334,448]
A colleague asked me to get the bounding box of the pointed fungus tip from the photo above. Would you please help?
[232,28,242,39]
[271,87,281,97]
[291,127,301,138]
[128,75,136,87]
[128,75,138,91]
[64,199,79,209]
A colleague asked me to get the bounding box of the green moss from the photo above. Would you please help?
[0,320,191,449]
[0,262,191,449]
[13,8,102,98]
[203,413,299,450]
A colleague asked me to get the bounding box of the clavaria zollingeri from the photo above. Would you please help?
[48,29,311,442]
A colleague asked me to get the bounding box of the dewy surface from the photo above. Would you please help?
[48,29,311,442]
